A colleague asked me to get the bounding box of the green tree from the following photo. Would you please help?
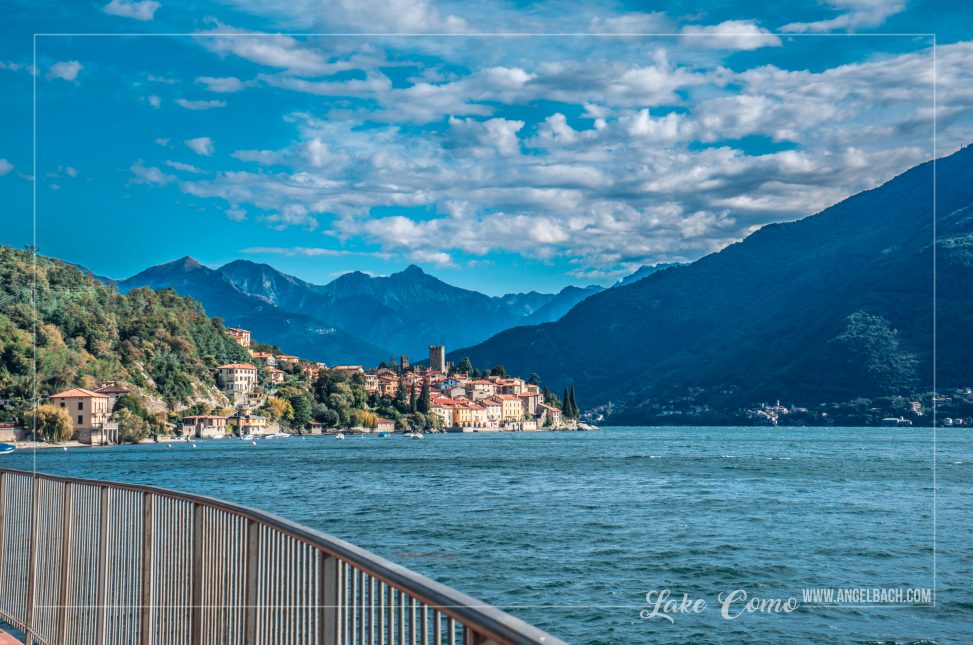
[528,373,541,386]
[417,381,431,413]
[113,408,150,443]
[262,397,295,424]
[27,404,73,443]
[458,357,474,375]
[491,365,506,377]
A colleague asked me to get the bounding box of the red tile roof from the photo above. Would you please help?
[217,363,257,370]
[51,388,108,399]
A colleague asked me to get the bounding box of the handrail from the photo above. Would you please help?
[0,468,567,645]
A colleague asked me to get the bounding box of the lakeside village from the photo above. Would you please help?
[2,327,593,447]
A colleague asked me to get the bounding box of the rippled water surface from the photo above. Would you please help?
[7,427,972,644]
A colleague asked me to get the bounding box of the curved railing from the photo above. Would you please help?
[0,468,566,645]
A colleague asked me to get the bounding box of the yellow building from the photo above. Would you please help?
[226,412,268,436]
[50,388,111,444]
[495,395,524,421]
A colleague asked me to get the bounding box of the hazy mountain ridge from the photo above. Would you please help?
[118,257,390,365]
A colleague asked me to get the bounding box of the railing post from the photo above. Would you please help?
[56,482,74,643]
[319,552,340,645]
[244,519,259,645]
[0,472,6,590]
[190,502,203,644]
[140,492,154,645]
[94,486,110,645]
[24,476,39,641]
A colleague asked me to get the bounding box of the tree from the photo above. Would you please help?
[562,387,571,417]
[27,404,72,443]
[458,357,474,376]
[528,373,541,386]
[491,365,506,377]
[262,397,295,424]
[278,386,313,429]
[569,386,579,418]
[395,378,408,412]
[409,382,417,413]
[112,408,150,443]
[417,381,431,413]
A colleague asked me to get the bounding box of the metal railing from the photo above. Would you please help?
[0,468,566,645]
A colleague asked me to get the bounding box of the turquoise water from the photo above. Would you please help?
[6,427,971,644]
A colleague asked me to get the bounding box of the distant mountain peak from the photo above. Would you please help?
[400,264,425,275]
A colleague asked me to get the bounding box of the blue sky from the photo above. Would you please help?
[1,1,971,295]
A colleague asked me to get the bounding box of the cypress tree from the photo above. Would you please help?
[409,383,417,413]
[562,387,570,416]
[418,381,430,413]
[569,386,578,418]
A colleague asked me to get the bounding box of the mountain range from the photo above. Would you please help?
[113,256,614,364]
[452,145,973,421]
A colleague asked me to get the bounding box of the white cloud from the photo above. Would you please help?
[155,137,170,147]
[681,20,782,50]
[148,94,161,108]
[47,61,82,81]
[130,160,175,185]
[588,12,672,34]
[0,159,13,176]
[226,206,247,221]
[102,0,160,21]
[164,160,205,174]
[196,76,249,92]
[185,137,215,156]
[175,98,227,110]
[782,0,907,32]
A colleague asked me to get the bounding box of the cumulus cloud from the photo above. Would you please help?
[122,30,971,276]
[175,98,227,110]
[782,0,907,32]
[185,137,215,156]
[681,20,782,50]
[102,0,160,21]
[47,61,82,81]
[0,159,13,176]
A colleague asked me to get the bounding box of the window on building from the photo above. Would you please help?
[78,415,83,424]
[78,401,84,410]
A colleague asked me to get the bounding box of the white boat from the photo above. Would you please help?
[335,433,345,440]
[240,434,254,441]
[273,432,290,438]
[410,432,425,440]
[403,432,416,438]
[210,434,224,440]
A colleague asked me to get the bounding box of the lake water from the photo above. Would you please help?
[5,427,971,644]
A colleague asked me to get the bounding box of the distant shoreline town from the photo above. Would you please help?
[4,326,592,448]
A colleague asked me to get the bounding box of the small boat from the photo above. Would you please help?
[240,434,254,441]
[377,431,390,438]
[273,432,290,438]
[410,432,425,440]
[335,433,345,440]
[403,432,416,438]
[210,434,225,440]
[0,442,16,455]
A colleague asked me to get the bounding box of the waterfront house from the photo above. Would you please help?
[538,403,562,427]
[182,415,228,439]
[226,412,268,436]
[495,394,525,421]
[430,396,457,429]
[93,382,130,410]
[227,327,251,348]
[50,388,112,444]
[481,399,503,427]
[217,363,258,400]
[519,391,541,416]
[376,418,395,433]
